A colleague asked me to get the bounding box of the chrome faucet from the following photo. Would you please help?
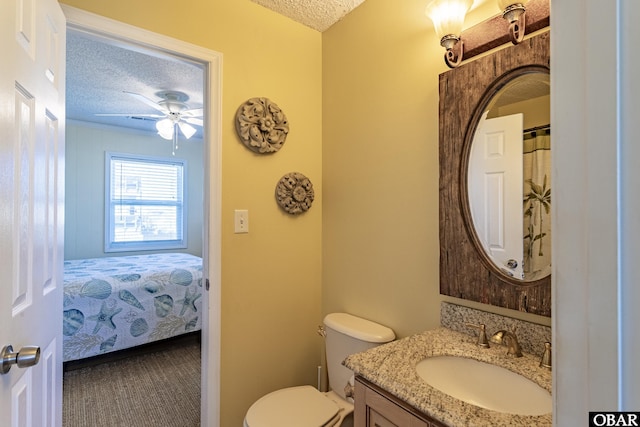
[491,329,523,357]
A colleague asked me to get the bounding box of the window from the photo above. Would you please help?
[105,152,187,252]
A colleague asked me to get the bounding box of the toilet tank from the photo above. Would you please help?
[323,313,395,401]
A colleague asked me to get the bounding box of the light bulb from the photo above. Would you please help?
[425,0,473,44]
[156,118,174,140]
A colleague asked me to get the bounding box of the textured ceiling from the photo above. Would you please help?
[66,29,205,139]
[251,0,366,32]
[490,73,550,109]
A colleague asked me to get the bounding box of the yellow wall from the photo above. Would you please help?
[322,0,551,338]
[60,1,322,425]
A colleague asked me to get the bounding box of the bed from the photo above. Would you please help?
[63,253,203,362]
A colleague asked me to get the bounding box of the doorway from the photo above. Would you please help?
[62,5,222,426]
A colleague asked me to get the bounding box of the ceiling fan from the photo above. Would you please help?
[97,90,203,153]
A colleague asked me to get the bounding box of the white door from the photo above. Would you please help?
[468,113,524,278]
[0,0,66,425]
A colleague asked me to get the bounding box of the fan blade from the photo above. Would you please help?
[178,122,197,139]
[95,113,165,118]
[183,117,203,127]
[124,91,168,114]
[181,108,203,117]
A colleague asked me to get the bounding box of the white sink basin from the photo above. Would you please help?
[415,356,551,415]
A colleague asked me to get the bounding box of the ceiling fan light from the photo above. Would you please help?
[156,118,174,140]
[178,122,197,139]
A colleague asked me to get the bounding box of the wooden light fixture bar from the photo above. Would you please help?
[461,0,550,61]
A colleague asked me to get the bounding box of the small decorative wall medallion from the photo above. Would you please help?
[275,172,314,215]
[235,97,289,154]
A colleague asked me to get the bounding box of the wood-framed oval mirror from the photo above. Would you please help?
[439,32,551,316]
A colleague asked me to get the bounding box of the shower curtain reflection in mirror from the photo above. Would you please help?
[523,126,551,280]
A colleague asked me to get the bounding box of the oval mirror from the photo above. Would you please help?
[465,68,550,282]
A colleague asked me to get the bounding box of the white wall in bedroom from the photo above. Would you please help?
[64,121,204,260]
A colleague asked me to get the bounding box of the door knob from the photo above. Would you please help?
[507,259,518,269]
[1,345,40,374]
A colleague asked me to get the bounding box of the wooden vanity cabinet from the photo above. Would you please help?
[354,376,447,427]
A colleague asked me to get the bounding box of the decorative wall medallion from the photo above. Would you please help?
[235,97,289,154]
[275,172,314,215]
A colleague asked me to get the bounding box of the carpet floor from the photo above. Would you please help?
[63,340,201,427]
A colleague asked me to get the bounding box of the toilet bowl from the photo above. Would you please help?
[243,313,395,427]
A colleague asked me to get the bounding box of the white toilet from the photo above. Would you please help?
[243,313,395,427]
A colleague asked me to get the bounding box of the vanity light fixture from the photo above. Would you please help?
[425,0,473,68]
[497,0,530,44]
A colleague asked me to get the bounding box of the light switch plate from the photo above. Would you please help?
[234,209,249,233]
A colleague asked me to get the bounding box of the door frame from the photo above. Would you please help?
[61,5,222,426]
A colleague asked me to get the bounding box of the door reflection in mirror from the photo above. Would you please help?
[467,73,550,281]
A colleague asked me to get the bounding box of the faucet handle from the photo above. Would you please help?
[539,342,552,369]
[465,323,490,348]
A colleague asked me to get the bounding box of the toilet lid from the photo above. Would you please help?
[245,385,340,427]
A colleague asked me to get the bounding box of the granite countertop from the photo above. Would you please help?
[343,327,552,427]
